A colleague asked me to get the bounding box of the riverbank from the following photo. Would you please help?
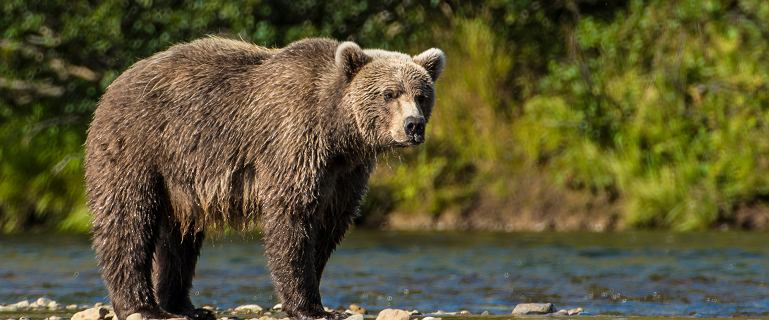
[0,299,583,320]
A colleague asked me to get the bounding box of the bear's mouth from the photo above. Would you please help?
[392,136,424,147]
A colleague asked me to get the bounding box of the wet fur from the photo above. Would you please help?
[84,37,444,320]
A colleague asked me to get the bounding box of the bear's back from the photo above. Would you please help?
[165,37,278,67]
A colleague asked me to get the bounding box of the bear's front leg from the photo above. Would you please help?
[263,212,330,320]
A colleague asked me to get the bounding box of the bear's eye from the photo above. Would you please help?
[383,90,397,102]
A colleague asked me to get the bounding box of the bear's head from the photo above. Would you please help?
[336,42,445,149]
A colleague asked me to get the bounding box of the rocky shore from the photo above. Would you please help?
[0,298,583,320]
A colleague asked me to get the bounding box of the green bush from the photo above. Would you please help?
[512,0,769,230]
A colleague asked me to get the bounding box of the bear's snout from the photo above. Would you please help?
[404,116,426,144]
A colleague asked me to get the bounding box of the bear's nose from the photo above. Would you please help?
[404,116,426,140]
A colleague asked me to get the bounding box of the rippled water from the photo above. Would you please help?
[2,231,769,317]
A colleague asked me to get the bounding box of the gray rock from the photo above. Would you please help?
[0,306,17,312]
[71,306,110,320]
[13,300,30,310]
[31,297,59,311]
[346,304,366,315]
[125,313,143,320]
[552,307,583,316]
[566,307,583,315]
[234,305,263,315]
[344,315,364,320]
[480,311,490,316]
[511,303,555,315]
[376,309,411,320]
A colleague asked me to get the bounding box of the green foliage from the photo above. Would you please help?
[512,0,769,230]
[3,0,769,232]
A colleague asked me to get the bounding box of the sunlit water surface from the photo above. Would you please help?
[2,231,769,317]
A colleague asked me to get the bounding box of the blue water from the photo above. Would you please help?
[2,231,769,317]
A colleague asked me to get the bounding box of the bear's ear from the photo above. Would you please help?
[336,41,371,81]
[413,48,446,82]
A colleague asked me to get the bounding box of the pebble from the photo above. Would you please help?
[234,304,263,314]
[126,314,143,320]
[566,307,583,315]
[271,303,282,311]
[511,303,555,315]
[0,306,16,312]
[35,298,55,309]
[0,299,48,312]
[432,311,455,316]
[2,300,28,312]
[457,310,471,316]
[409,310,421,315]
[376,308,411,320]
[202,305,218,311]
[46,317,62,320]
[346,304,367,315]
[0,297,62,311]
[15,301,30,310]
[480,311,490,316]
[344,315,364,320]
[67,304,80,311]
[71,306,111,320]
[422,317,442,320]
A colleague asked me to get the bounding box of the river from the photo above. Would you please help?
[1,231,769,317]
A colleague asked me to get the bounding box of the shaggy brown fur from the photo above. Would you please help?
[84,37,445,320]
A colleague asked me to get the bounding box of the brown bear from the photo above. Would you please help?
[84,37,445,320]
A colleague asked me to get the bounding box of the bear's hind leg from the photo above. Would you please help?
[90,176,177,320]
[153,215,211,320]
